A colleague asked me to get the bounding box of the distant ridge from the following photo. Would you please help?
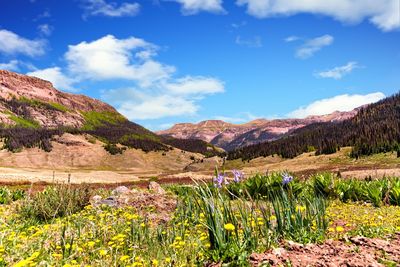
[157,110,358,151]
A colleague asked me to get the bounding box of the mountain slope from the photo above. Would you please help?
[0,70,221,156]
[227,93,400,160]
[158,111,357,151]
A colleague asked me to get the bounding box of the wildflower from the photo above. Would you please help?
[232,170,244,183]
[213,174,226,188]
[282,172,293,185]
[120,255,130,262]
[224,223,235,231]
[336,226,344,232]
[152,259,159,266]
[165,257,171,263]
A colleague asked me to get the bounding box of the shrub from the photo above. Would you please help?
[0,187,25,204]
[18,184,91,222]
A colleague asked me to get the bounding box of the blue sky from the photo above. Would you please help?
[0,0,399,130]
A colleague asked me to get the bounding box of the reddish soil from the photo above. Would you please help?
[250,234,400,266]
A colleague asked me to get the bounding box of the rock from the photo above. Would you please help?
[286,240,304,251]
[272,247,287,257]
[91,195,102,204]
[148,181,165,195]
[98,196,118,207]
[112,186,131,196]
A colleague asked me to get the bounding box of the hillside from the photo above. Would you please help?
[227,93,400,161]
[158,110,357,151]
[0,70,220,156]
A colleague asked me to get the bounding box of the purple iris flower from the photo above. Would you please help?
[213,174,225,188]
[282,173,293,185]
[232,170,244,183]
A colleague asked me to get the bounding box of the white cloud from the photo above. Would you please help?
[296,34,333,59]
[163,76,224,96]
[316,61,360,79]
[236,0,400,31]
[0,60,20,71]
[82,0,140,17]
[0,29,46,57]
[284,35,300,42]
[37,24,53,36]
[288,92,385,118]
[102,89,199,120]
[214,112,259,123]
[30,34,225,120]
[65,35,174,86]
[27,67,76,92]
[235,35,263,48]
[168,0,226,15]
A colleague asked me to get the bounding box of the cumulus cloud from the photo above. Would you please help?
[27,67,76,92]
[168,0,226,15]
[288,92,385,118]
[316,61,360,79]
[65,35,174,86]
[296,34,333,59]
[102,75,224,120]
[0,60,20,71]
[81,0,140,18]
[236,0,400,31]
[30,34,224,120]
[102,88,199,120]
[0,29,46,57]
[235,35,263,48]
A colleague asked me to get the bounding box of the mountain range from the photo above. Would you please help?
[158,110,357,151]
[0,70,398,164]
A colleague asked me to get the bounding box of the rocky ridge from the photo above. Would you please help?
[158,110,358,151]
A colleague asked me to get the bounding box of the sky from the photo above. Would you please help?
[0,0,399,131]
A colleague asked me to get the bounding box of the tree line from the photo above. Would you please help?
[228,92,400,161]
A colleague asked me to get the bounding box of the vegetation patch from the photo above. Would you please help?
[8,114,40,129]
[80,111,126,130]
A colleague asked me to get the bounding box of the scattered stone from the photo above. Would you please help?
[148,181,166,195]
[97,196,118,207]
[91,195,102,204]
[249,234,400,266]
[112,186,131,196]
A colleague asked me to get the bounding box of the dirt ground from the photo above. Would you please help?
[0,135,399,184]
[250,234,400,266]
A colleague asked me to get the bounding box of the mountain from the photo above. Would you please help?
[228,93,400,161]
[157,110,357,151]
[0,70,221,156]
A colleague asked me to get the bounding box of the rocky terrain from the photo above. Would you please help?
[158,110,358,151]
[0,70,121,128]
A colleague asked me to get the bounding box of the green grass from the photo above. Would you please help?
[18,97,70,113]
[8,114,40,128]
[119,133,161,143]
[47,102,70,112]
[80,111,127,130]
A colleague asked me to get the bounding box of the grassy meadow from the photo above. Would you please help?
[0,172,400,266]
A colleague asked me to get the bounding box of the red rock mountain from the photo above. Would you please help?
[157,110,358,151]
[0,70,122,128]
